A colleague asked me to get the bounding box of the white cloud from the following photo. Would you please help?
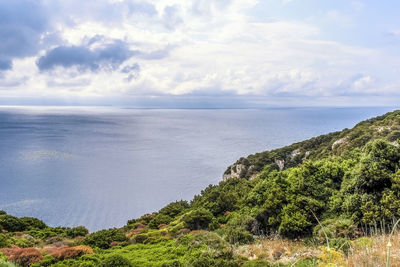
[0,0,399,106]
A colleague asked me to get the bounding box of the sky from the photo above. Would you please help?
[0,0,400,107]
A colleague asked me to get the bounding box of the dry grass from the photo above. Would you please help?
[346,232,400,267]
[235,237,320,264]
[234,232,400,266]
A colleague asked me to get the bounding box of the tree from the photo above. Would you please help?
[183,208,213,230]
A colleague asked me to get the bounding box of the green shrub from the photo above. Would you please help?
[66,226,89,238]
[30,255,57,267]
[0,258,17,267]
[329,237,352,254]
[132,234,148,244]
[313,218,356,240]
[161,261,183,267]
[20,217,47,230]
[158,201,189,218]
[353,237,373,249]
[83,229,127,249]
[177,231,232,258]
[0,234,11,248]
[28,227,65,240]
[182,208,213,230]
[100,255,132,267]
[242,260,272,267]
[222,227,253,244]
[0,215,26,232]
[148,214,173,229]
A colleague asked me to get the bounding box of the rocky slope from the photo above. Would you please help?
[223,109,400,180]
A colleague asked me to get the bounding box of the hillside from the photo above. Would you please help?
[2,109,400,266]
[224,109,400,180]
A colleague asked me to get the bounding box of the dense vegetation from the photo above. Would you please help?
[2,109,400,266]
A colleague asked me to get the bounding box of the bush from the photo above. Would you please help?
[132,234,148,244]
[83,229,127,249]
[0,235,11,248]
[313,218,357,240]
[148,214,173,229]
[66,226,89,238]
[0,215,26,232]
[100,255,132,267]
[176,231,232,258]
[50,246,93,260]
[158,201,189,218]
[0,258,17,267]
[242,260,272,267]
[329,237,352,255]
[30,255,57,267]
[182,209,213,230]
[1,247,42,267]
[161,261,183,267]
[223,227,253,244]
[20,218,47,230]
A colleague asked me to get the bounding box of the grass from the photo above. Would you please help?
[234,231,400,267]
[99,238,206,266]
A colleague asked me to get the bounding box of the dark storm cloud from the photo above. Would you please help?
[37,41,137,72]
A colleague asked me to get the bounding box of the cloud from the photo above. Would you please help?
[0,0,399,106]
[37,40,136,72]
[128,2,157,16]
[0,0,50,71]
[121,63,140,81]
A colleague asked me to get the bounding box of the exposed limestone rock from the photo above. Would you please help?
[223,159,249,181]
[275,159,285,170]
[332,137,348,149]
[376,126,392,133]
[290,149,301,159]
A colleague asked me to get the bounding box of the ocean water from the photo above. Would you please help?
[0,106,396,231]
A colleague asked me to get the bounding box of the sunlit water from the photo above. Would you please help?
[0,106,396,231]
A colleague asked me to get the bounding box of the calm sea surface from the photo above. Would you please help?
[0,106,396,230]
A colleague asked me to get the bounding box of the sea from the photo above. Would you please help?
[0,106,396,231]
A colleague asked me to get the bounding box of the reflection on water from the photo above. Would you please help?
[0,106,396,230]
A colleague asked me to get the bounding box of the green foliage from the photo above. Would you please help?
[159,201,189,219]
[0,258,17,267]
[0,234,11,248]
[313,218,356,240]
[28,227,66,240]
[182,208,213,230]
[148,214,173,229]
[241,260,272,267]
[20,217,47,230]
[66,226,89,238]
[329,237,352,254]
[31,255,57,267]
[221,227,253,244]
[100,255,132,267]
[176,231,232,258]
[0,215,26,232]
[83,229,127,249]
[278,203,312,238]
[191,178,253,216]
